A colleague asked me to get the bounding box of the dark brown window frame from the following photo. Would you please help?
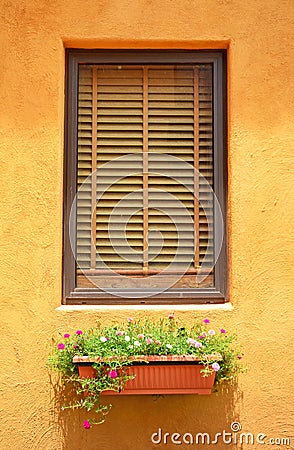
[63,49,228,305]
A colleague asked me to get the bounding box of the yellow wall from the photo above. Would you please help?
[1,0,293,448]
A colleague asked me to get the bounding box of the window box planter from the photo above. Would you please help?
[48,316,245,428]
[73,355,217,395]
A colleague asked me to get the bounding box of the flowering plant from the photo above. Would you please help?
[47,315,245,428]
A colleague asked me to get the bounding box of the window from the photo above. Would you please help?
[63,50,227,304]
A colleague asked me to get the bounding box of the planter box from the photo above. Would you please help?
[73,355,216,395]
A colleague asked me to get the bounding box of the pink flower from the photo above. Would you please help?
[198,332,207,339]
[220,328,226,333]
[187,338,197,345]
[137,334,144,339]
[146,338,153,344]
[108,370,118,378]
[168,313,174,319]
[63,333,70,338]
[73,344,78,349]
[116,331,124,336]
[57,343,65,350]
[208,329,215,335]
[83,420,91,429]
[76,330,83,335]
[212,362,220,371]
[203,319,210,324]
[195,342,202,348]
[127,317,133,323]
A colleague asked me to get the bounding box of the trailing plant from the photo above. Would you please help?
[47,315,245,428]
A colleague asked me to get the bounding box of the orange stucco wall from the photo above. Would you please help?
[1,0,293,449]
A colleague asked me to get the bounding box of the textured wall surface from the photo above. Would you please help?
[0,0,293,449]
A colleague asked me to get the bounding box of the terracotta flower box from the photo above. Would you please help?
[49,317,245,428]
[73,355,216,395]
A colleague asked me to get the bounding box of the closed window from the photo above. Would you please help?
[63,50,227,304]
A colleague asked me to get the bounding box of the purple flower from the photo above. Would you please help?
[83,420,91,429]
[212,362,220,371]
[63,333,70,338]
[109,370,118,378]
[203,319,210,324]
[57,343,65,350]
[76,330,83,335]
[220,328,226,333]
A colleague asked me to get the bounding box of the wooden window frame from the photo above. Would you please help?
[63,49,228,305]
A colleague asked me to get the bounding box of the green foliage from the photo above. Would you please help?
[47,315,245,428]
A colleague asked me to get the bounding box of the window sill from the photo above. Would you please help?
[56,302,233,312]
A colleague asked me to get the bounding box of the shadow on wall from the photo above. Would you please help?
[49,377,243,450]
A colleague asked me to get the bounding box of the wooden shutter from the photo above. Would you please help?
[96,67,144,271]
[198,66,214,269]
[76,63,214,286]
[148,67,195,271]
[76,67,93,269]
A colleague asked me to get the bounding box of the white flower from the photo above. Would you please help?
[125,335,130,342]
[134,341,141,346]
[166,344,173,349]
[100,336,107,342]
[208,329,216,336]
[212,362,220,371]
[128,345,133,349]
